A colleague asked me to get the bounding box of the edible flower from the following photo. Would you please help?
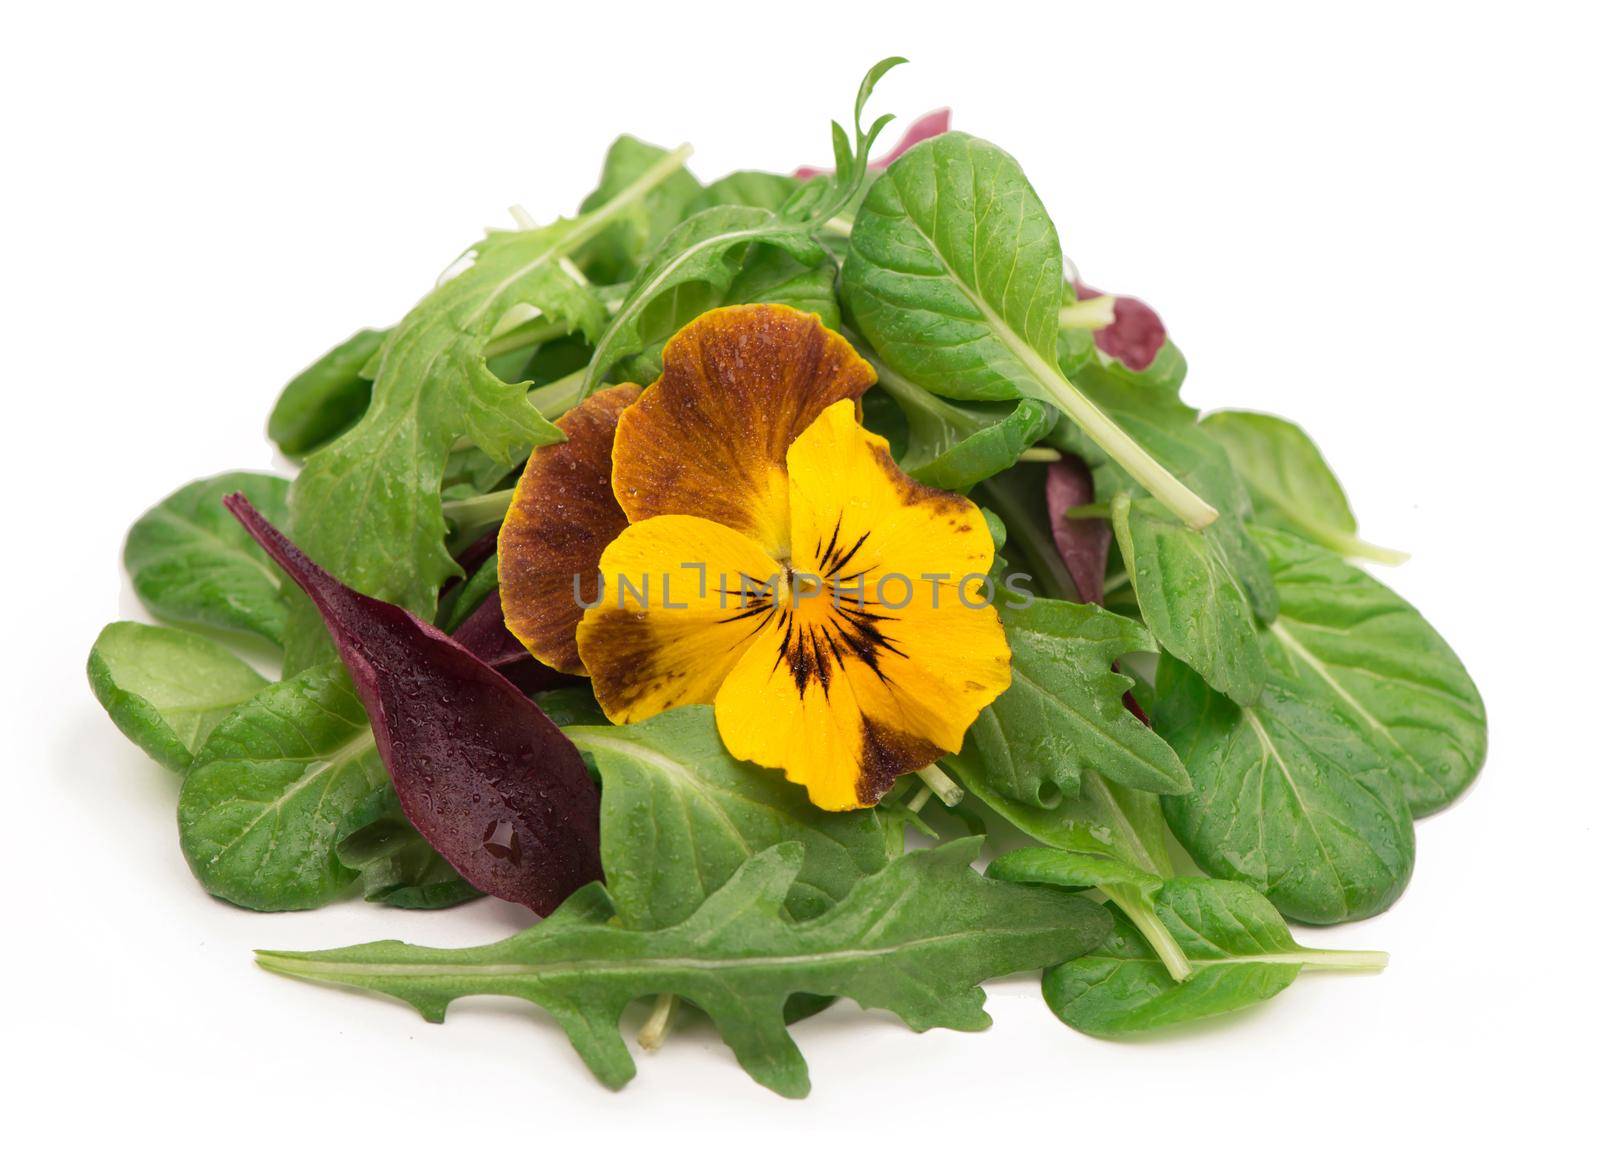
[500,304,1011,810]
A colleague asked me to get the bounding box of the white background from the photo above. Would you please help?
[4,1,1596,1166]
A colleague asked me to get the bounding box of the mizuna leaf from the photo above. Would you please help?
[1039,874,1387,1036]
[1259,526,1486,816]
[178,663,389,910]
[568,707,890,929]
[1154,653,1416,925]
[1200,411,1409,565]
[1113,494,1267,707]
[124,472,293,645]
[573,134,707,285]
[256,839,1112,1097]
[87,622,268,772]
[580,205,828,393]
[225,494,602,915]
[794,107,951,177]
[289,148,691,621]
[268,328,386,458]
[1045,454,1112,604]
[947,598,1189,807]
[841,132,1217,528]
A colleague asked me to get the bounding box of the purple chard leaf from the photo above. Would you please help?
[1045,454,1112,605]
[1074,283,1167,372]
[223,494,602,915]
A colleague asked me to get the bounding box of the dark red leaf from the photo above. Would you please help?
[1074,282,1167,372]
[223,494,602,915]
[1045,455,1112,605]
[794,108,951,178]
[453,590,575,695]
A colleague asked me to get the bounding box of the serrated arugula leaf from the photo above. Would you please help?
[291,150,690,621]
[582,204,828,391]
[842,132,1216,528]
[1155,651,1416,925]
[1022,866,1387,1036]
[868,359,1055,492]
[178,664,388,911]
[1201,411,1408,565]
[124,472,292,645]
[610,241,841,386]
[1114,494,1267,706]
[575,135,707,285]
[256,839,1111,1097]
[1259,526,1486,816]
[568,707,889,928]
[948,598,1189,807]
[87,622,268,772]
[268,328,386,458]
[702,169,802,211]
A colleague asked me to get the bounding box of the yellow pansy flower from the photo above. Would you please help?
[500,304,1011,810]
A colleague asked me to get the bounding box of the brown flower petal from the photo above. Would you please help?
[610,304,877,560]
[499,382,642,675]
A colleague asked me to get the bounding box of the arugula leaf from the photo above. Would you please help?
[1155,653,1416,925]
[178,664,388,911]
[580,58,902,393]
[1011,862,1387,1035]
[867,355,1055,492]
[568,707,889,928]
[87,622,268,772]
[1260,526,1486,816]
[702,170,801,211]
[574,135,707,285]
[124,472,292,645]
[256,839,1112,1097]
[948,598,1189,807]
[842,132,1217,528]
[268,328,386,458]
[1201,411,1409,565]
[1113,494,1267,706]
[966,769,1173,877]
[290,146,691,620]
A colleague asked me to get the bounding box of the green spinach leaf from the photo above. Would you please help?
[87,622,268,772]
[842,132,1217,528]
[1114,494,1267,706]
[268,328,386,458]
[568,707,889,928]
[256,839,1111,1097]
[124,472,292,646]
[1041,873,1387,1035]
[1260,526,1486,816]
[1155,653,1416,924]
[178,664,389,910]
[1201,410,1409,565]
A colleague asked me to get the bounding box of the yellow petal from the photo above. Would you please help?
[609,304,876,559]
[577,514,783,724]
[499,383,641,675]
[714,401,1012,809]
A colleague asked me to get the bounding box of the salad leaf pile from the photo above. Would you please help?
[88,60,1485,1095]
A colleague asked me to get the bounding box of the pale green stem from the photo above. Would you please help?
[1101,570,1130,594]
[1103,883,1193,983]
[484,316,568,358]
[1299,949,1389,972]
[1338,536,1411,567]
[1065,503,1112,521]
[441,489,512,530]
[1017,447,1063,462]
[1059,296,1118,331]
[823,214,855,236]
[915,762,963,807]
[905,784,933,814]
[638,993,678,1051]
[528,370,585,419]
